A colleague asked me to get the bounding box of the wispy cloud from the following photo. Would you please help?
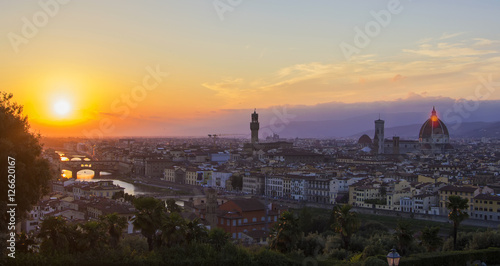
[439,32,465,40]
[473,38,500,46]
[202,37,500,107]
[403,42,497,57]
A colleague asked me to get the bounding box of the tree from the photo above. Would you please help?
[185,218,208,244]
[16,232,37,253]
[270,211,301,253]
[331,204,360,251]
[161,212,187,247]
[394,219,414,255]
[447,195,469,250]
[132,197,166,251]
[230,175,243,191]
[101,213,127,248]
[208,227,230,252]
[166,198,182,214]
[298,207,313,234]
[38,216,70,254]
[78,220,108,251]
[380,186,387,198]
[0,92,52,232]
[420,226,443,252]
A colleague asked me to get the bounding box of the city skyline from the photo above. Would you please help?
[2,0,500,137]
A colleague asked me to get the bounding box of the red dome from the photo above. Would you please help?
[419,107,449,139]
[358,134,372,144]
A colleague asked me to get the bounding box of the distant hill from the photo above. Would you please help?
[277,117,500,139]
[352,121,500,140]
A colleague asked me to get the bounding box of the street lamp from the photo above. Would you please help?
[386,248,400,266]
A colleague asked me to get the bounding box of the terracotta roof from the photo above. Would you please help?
[228,199,265,212]
[474,194,500,201]
[439,185,477,193]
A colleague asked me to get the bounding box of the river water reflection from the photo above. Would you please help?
[61,169,147,196]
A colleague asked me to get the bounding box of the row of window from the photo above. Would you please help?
[474,207,500,212]
[473,214,500,220]
[475,200,500,205]
[442,191,471,196]
[220,216,278,226]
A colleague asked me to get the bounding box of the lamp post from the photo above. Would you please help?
[386,248,401,266]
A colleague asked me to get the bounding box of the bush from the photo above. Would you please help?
[328,249,348,260]
[364,256,388,266]
[400,247,500,266]
[253,248,293,266]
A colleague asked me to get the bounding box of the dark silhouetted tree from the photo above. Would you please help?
[270,211,301,253]
[101,213,127,248]
[132,197,166,251]
[447,195,469,250]
[420,226,443,252]
[0,92,52,238]
[331,204,359,251]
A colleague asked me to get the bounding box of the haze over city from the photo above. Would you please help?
[2,0,500,138]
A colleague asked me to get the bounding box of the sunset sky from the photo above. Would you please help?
[1,0,500,137]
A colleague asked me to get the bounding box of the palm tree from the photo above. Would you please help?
[208,227,230,251]
[420,226,443,252]
[331,204,359,251]
[447,195,469,250]
[394,219,414,255]
[101,213,127,248]
[132,197,167,251]
[270,211,301,253]
[186,218,208,244]
[161,212,187,247]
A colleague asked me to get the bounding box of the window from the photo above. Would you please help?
[233,220,236,226]
[243,218,248,223]
[252,217,257,222]
[261,217,265,221]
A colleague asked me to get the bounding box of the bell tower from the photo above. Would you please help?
[250,109,259,144]
[373,117,385,154]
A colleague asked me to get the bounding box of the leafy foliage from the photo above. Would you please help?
[0,92,52,229]
[394,220,414,255]
[447,195,469,250]
[270,211,301,253]
[331,204,360,250]
[420,226,443,252]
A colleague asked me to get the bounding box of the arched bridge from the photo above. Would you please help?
[60,160,120,177]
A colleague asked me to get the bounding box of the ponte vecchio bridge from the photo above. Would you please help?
[60,160,120,178]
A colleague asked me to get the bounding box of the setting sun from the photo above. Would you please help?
[53,100,71,117]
